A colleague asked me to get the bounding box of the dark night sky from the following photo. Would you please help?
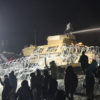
[0,0,100,53]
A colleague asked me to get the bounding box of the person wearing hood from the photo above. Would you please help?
[16,80,32,100]
[85,59,97,100]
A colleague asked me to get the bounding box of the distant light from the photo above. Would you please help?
[72,27,100,34]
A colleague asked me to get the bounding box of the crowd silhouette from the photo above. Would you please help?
[0,51,100,100]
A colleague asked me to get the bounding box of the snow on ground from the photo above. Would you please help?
[58,75,100,100]
[0,75,100,100]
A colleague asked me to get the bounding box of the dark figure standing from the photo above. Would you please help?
[48,78,66,100]
[64,66,78,100]
[86,60,96,100]
[48,78,58,100]
[79,51,88,74]
[30,72,37,100]
[16,80,32,100]
[9,71,17,100]
[86,74,95,100]
[36,69,43,100]
[0,75,11,100]
[50,61,57,79]
[42,69,52,100]
[87,59,97,75]
[55,90,66,100]
[95,66,100,84]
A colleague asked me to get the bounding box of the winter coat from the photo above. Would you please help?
[16,86,32,100]
[65,67,78,94]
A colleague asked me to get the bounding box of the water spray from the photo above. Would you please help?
[72,27,100,34]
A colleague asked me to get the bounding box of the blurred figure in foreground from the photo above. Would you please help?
[0,75,11,100]
[55,90,66,100]
[30,72,37,100]
[9,71,17,100]
[86,59,97,100]
[50,61,57,79]
[43,69,51,100]
[48,78,58,100]
[86,73,95,100]
[64,66,78,100]
[36,69,43,100]
[16,80,32,100]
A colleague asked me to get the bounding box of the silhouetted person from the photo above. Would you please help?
[48,78,58,100]
[16,80,32,100]
[86,60,96,100]
[86,73,95,100]
[87,59,97,75]
[55,90,66,100]
[95,66,100,84]
[0,75,11,100]
[79,51,88,74]
[30,72,37,100]
[50,61,57,79]
[64,66,78,100]
[43,69,52,100]
[9,71,17,100]
[36,69,43,100]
